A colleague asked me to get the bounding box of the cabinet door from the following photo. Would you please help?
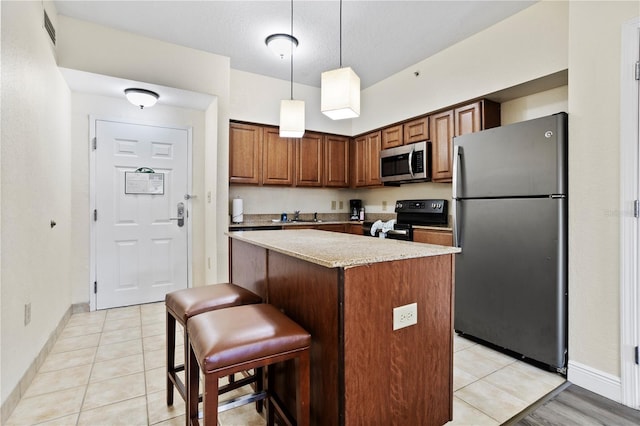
[324,135,349,187]
[381,125,403,150]
[263,127,294,185]
[403,117,429,144]
[430,110,455,182]
[454,102,482,137]
[413,229,453,246]
[296,132,323,187]
[366,132,382,186]
[229,122,263,184]
[347,224,364,235]
[352,136,368,187]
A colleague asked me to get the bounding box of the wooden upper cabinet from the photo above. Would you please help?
[430,110,455,182]
[431,100,501,182]
[381,125,403,150]
[262,127,294,185]
[229,122,263,185]
[454,102,482,136]
[352,131,381,187]
[403,117,429,144]
[324,135,350,187]
[296,132,323,187]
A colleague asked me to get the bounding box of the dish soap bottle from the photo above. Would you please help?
[359,207,365,221]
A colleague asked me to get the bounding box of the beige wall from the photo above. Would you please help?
[567,0,639,383]
[56,16,232,284]
[1,0,72,405]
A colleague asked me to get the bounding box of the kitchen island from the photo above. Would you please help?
[228,229,460,426]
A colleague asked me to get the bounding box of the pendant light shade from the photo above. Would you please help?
[321,67,360,120]
[279,99,305,138]
[321,0,360,120]
[124,88,159,109]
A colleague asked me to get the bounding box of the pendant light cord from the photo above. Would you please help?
[339,0,343,68]
[290,0,294,100]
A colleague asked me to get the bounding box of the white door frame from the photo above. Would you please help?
[620,16,640,409]
[89,116,193,311]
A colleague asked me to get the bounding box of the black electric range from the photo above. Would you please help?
[362,199,448,241]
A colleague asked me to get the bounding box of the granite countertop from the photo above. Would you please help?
[227,229,460,269]
[229,219,361,229]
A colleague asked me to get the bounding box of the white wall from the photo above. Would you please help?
[1,0,72,406]
[69,93,209,304]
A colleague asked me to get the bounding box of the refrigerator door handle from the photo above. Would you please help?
[452,145,462,247]
[452,145,462,200]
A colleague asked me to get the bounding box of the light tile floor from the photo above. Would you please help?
[6,302,565,425]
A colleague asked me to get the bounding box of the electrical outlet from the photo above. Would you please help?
[393,303,417,330]
[382,201,388,211]
[339,201,344,210]
[331,200,337,210]
[24,303,31,326]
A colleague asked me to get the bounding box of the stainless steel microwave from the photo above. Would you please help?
[380,141,431,184]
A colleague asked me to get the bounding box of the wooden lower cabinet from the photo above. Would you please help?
[413,228,453,246]
[346,223,364,235]
[285,224,346,233]
[230,239,454,426]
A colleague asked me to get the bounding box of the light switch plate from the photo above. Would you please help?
[393,303,417,330]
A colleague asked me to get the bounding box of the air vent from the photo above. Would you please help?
[43,9,56,46]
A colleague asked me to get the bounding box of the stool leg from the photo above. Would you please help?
[203,373,220,426]
[187,343,200,426]
[296,351,311,426]
[267,365,276,426]
[166,311,176,406]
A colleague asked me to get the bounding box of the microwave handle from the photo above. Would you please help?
[408,146,414,177]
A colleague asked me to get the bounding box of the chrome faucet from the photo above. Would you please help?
[313,212,318,221]
[294,210,300,221]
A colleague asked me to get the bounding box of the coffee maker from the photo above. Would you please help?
[350,199,362,221]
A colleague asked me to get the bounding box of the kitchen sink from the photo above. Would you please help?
[290,219,323,223]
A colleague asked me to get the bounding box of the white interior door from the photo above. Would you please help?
[95,120,189,309]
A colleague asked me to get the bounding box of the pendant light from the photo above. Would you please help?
[279,0,305,138]
[321,0,360,120]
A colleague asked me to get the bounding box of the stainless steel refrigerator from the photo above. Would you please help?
[452,112,568,372]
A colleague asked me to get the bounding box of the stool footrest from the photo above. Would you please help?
[218,373,257,395]
[218,390,267,413]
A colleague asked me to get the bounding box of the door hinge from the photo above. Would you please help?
[94,281,97,294]
[635,346,639,365]
[93,209,97,221]
[635,61,640,81]
[634,200,639,218]
[92,137,97,150]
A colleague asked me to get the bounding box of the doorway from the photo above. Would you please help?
[91,119,192,309]
[620,17,640,409]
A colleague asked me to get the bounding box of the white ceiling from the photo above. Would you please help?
[54,0,537,89]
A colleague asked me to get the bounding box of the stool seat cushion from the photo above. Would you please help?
[165,283,262,324]
[188,304,311,373]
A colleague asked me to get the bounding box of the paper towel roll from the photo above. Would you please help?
[232,198,243,223]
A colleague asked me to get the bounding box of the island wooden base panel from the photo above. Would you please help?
[230,238,454,426]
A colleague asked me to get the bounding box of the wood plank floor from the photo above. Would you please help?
[509,383,640,426]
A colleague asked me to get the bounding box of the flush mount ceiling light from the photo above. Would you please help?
[265,33,299,59]
[124,88,159,109]
[321,0,360,120]
[278,0,305,138]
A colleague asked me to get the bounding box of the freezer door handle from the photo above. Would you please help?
[452,145,462,247]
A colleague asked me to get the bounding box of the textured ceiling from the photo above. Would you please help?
[54,1,537,89]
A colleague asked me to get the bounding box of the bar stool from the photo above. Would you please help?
[187,303,311,426]
[165,283,262,405]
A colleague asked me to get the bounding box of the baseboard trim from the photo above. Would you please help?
[567,360,622,403]
[0,304,75,423]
